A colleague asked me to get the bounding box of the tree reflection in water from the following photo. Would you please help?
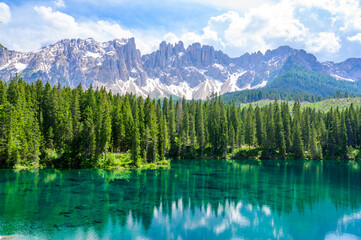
[0,160,360,239]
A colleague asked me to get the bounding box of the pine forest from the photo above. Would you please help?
[1,77,361,169]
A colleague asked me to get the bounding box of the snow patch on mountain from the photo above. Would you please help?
[213,63,224,71]
[85,51,101,59]
[14,63,27,72]
[240,81,268,91]
[193,79,222,99]
[331,74,355,82]
[0,62,10,71]
[1,38,361,100]
[220,71,246,95]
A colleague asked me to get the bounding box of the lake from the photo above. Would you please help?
[0,159,361,239]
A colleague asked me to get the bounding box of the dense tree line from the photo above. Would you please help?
[1,77,361,168]
[222,89,324,104]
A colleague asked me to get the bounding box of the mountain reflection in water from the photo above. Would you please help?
[0,159,360,239]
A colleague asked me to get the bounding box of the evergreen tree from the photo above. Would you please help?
[121,95,134,151]
[137,97,146,161]
[196,102,205,158]
[98,92,112,162]
[219,101,228,157]
[82,106,96,164]
[281,102,292,152]
[144,98,158,162]
[255,105,263,148]
[189,114,196,158]
[274,101,286,159]
[157,102,165,161]
[228,124,235,157]
[262,104,275,158]
[244,105,255,148]
[229,103,239,147]
[309,123,322,159]
[111,96,124,152]
[162,113,169,161]
[340,112,348,152]
[0,81,6,105]
[131,106,140,165]
[292,117,304,159]
[181,104,189,158]
[209,99,220,154]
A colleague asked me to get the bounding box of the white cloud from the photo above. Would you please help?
[54,0,66,8]
[1,0,361,61]
[1,6,134,51]
[160,0,354,57]
[292,0,361,31]
[0,5,164,55]
[0,2,11,24]
[160,4,308,55]
[306,32,341,53]
[347,33,361,43]
[34,6,75,30]
[173,0,274,11]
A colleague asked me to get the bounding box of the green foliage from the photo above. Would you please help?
[97,153,169,170]
[0,77,360,169]
[43,148,60,166]
[233,146,262,159]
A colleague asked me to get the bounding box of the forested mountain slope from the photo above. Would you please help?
[222,65,361,103]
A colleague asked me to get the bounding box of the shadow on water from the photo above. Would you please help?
[0,159,361,239]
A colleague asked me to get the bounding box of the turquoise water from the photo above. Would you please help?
[0,160,361,239]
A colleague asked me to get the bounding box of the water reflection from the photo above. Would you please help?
[0,160,360,239]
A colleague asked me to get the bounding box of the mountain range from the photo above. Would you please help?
[1,37,361,99]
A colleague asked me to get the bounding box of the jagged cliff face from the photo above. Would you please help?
[0,38,360,99]
[0,38,146,88]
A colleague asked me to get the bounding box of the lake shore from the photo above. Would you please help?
[11,152,170,170]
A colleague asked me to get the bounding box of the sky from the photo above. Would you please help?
[1,0,361,62]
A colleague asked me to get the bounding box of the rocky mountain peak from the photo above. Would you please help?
[186,43,230,68]
[284,49,324,73]
[265,45,294,57]
[1,38,361,100]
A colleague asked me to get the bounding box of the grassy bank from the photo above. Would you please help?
[182,145,361,161]
[239,97,361,111]
[97,153,170,170]
[12,144,360,171]
[12,153,170,170]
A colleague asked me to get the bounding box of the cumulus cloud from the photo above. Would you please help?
[174,0,274,11]
[347,33,361,43]
[34,6,134,41]
[0,6,134,52]
[161,0,361,58]
[161,4,308,55]
[1,0,361,61]
[53,0,66,8]
[306,32,341,53]
[295,0,361,31]
[0,2,11,24]
[0,4,165,55]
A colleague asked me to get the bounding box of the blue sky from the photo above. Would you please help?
[1,0,361,62]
